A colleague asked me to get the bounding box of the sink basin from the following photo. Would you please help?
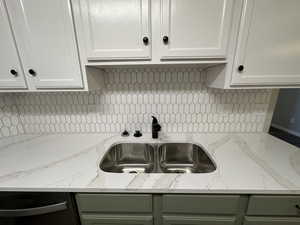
[100,143,216,173]
[100,143,155,173]
[158,143,216,173]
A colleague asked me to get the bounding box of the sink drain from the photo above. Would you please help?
[122,167,146,173]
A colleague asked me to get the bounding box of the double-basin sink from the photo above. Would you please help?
[100,143,216,174]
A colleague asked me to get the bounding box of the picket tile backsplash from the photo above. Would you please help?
[0,94,24,138]
[1,67,276,137]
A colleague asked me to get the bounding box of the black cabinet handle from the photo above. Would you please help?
[28,69,36,76]
[143,36,149,45]
[163,36,169,44]
[296,204,300,210]
[238,65,244,72]
[10,69,18,77]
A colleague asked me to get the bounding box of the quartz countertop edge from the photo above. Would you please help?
[0,132,299,194]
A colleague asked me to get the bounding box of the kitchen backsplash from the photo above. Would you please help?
[0,94,24,138]
[1,67,276,137]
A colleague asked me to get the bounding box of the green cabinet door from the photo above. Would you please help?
[247,195,300,216]
[162,195,241,215]
[163,215,236,225]
[244,216,300,225]
[76,194,152,213]
[81,214,153,225]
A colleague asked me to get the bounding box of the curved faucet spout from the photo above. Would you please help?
[152,116,161,139]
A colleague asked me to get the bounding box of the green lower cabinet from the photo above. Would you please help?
[162,195,241,215]
[76,194,152,213]
[163,215,236,225]
[247,195,300,216]
[244,216,300,225]
[80,214,153,225]
[75,194,300,225]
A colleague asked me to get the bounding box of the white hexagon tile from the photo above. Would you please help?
[1,67,276,137]
[0,94,24,138]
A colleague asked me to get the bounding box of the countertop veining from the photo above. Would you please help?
[0,132,299,194]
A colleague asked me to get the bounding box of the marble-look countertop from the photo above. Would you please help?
[0,132,299,194]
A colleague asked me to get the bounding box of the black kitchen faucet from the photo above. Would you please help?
[152,116,161,139]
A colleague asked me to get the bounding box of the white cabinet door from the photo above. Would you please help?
[0,0,26,89]
[231,0,300,86]
[80,0,151,61]
[5,0,83,89]
[160,0,234,60]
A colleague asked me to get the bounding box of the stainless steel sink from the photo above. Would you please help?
[100,143,216,174]
[100,143,155,173]
[158,143,216,173]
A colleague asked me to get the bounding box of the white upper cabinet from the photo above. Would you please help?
[78,0,233,63]
[231,0,300,86]
[5,0,83,89]
[0,0,27,89]
[80,0,151,61]
[3,0,300,90]
[160,0,234,60]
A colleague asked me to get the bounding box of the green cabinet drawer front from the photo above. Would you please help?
[162,195,240,214]
[163,215,236,225]
[244,216,300,225]
[76,194,152,213]
[247,195,300,216]
[81,214,153,225]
